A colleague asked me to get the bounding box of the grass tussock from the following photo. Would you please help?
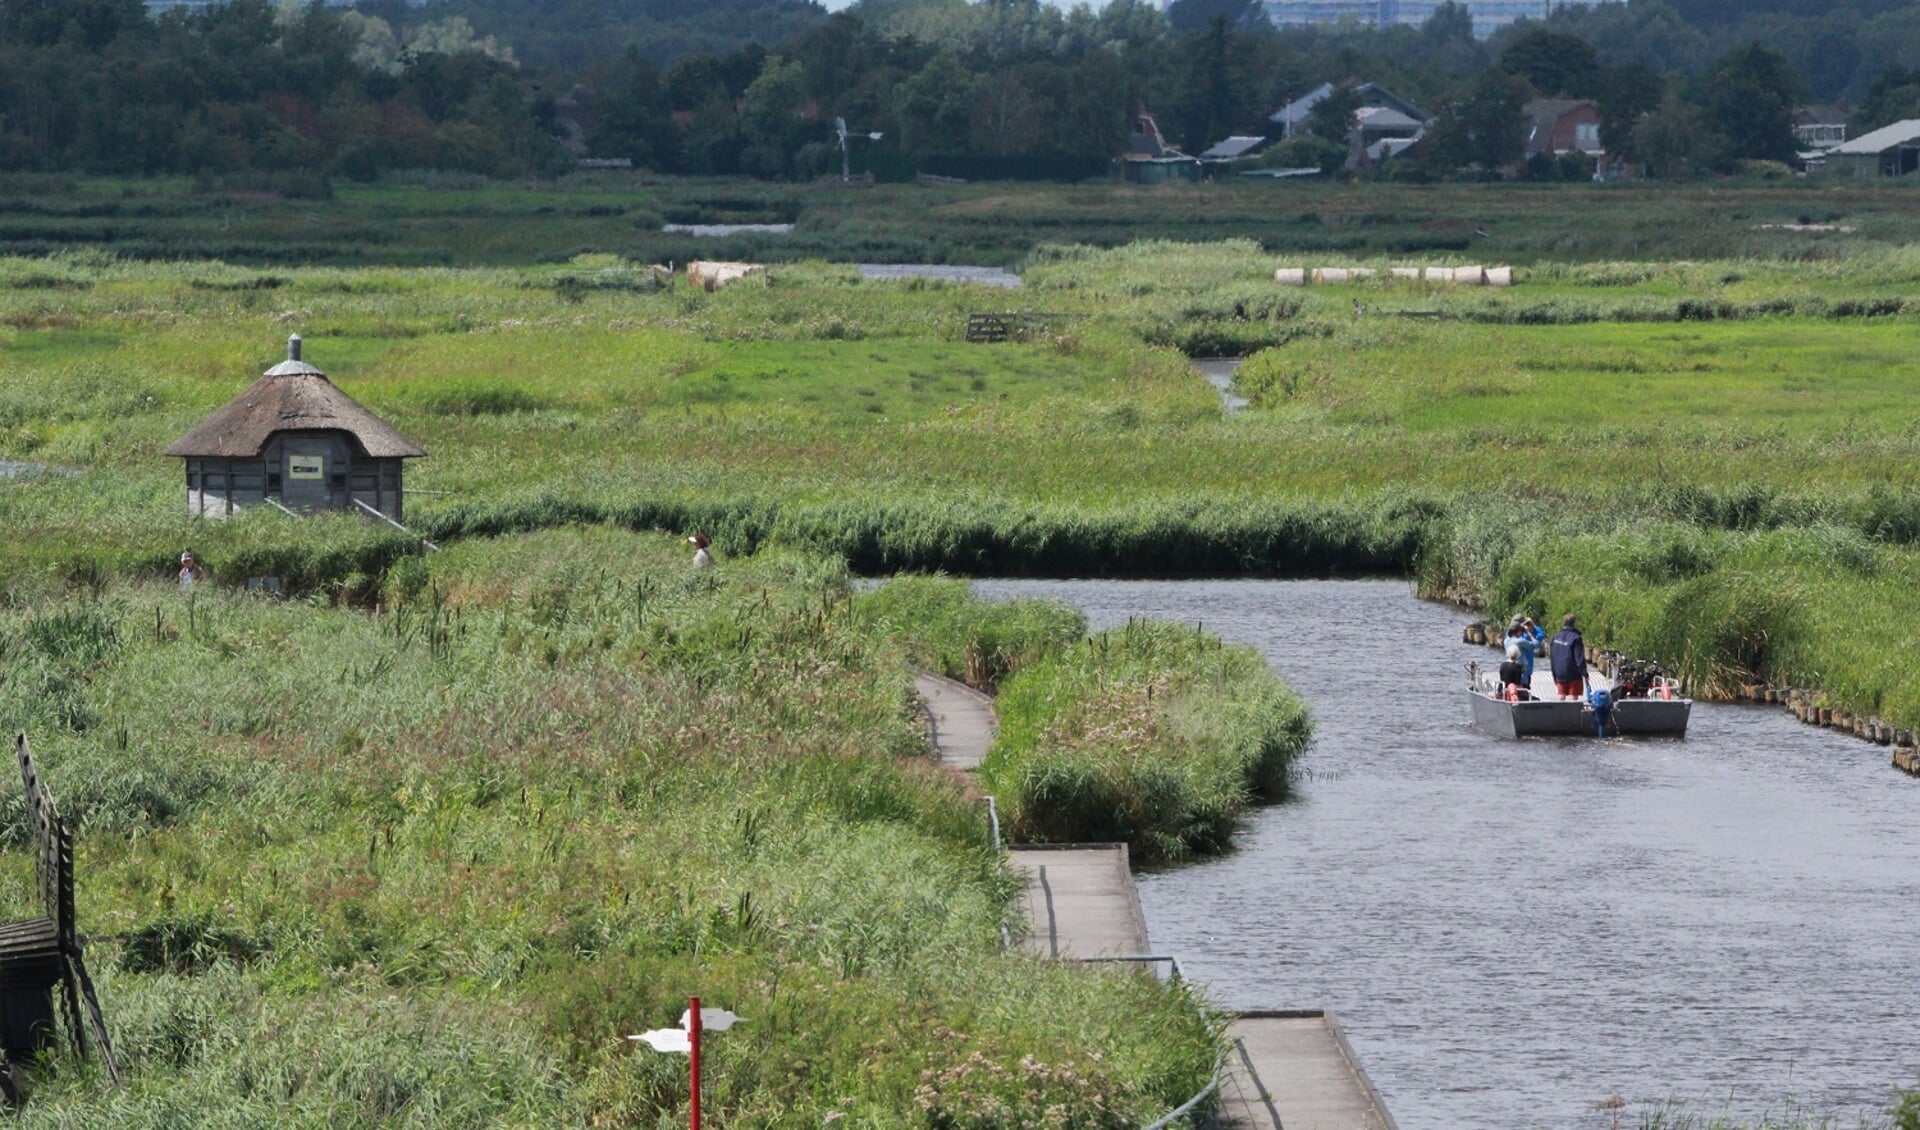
[983,617,1311,865]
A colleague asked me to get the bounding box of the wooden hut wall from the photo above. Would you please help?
[186,457,269,518]
[184,431,406,521]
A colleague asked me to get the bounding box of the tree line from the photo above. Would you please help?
[6,0,1920,184]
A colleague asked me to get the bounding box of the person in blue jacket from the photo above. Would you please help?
[1503,613,1544,688]
[1549,613,1589,700]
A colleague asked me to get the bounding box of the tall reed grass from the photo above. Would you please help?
[0,529,1221,1124]
[983,617,1311,864]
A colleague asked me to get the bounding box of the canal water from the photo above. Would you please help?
[971,578,1920,1130]
[1192,358,1248,414]
[856,264,1021,288]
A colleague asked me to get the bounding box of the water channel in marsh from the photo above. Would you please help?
[972,578,1920,1130]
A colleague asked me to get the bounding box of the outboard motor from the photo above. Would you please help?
[1588,688,1614,737]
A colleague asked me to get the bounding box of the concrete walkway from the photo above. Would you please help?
[1220,1011,1397,1130]
[914,672,997,770]
[1005,844,1151,959]
[918,666,1395,1127]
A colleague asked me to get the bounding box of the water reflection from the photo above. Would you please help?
[973,578,1920,1130]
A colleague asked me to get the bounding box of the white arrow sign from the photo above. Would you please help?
[628,1028,692,1054]
[681,1007,742,1032]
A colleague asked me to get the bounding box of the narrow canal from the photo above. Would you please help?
[972,579,1920,1130]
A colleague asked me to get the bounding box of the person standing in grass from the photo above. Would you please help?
[1504,614,1544,689]
[1550,613,1588,700]
[178,551,205,590]
[688,532,714,568]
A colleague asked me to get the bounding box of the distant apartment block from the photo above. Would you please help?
[1263,0,1560,36]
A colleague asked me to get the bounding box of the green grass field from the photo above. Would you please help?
[8,197,1920,1124]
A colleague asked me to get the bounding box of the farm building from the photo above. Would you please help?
[1820,120,1920,178]
[164,336,423,521]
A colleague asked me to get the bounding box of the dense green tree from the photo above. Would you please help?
[1423,67,1529,173]
[1174,15,1260,152]
[894,49,975,161]
[1632,86,1724,177]
[1498,29,1600,97]
[1699,42,1803,164]
[1304,85,1361,146]
[585,48,680,170]
[663,54,730,110]
[1166,0,1266,35]
[1594,62,1665,158]
[0,0,142,49]
[1852,65,1920,133]
[738,54,814,176]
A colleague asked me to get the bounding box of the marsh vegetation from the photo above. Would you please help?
[7,195,1920,1122]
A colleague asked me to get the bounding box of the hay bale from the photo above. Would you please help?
[1453,265,1487,285]
[1351,268,1377,279]
[1485,266,1513,287]
[1391,267,1421,280]
[1424,266,1454,282]
[1275,267,1307,286]
[687,260,765,293]
[1313,268,1350,284]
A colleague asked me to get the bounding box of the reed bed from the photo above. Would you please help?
[0,528,1222,1124]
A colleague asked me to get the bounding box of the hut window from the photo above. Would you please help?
[330,472,346,488]
[267,473,281,491]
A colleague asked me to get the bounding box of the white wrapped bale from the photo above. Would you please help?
[1351,268,1377,279]
[1453,265,1486,285]
[1275,267,1307,286]
[1424,266,1454,282]
[687,260,766,292]
[1485,266,1513,287]
[1391,267,1421,280]
[1314,268,1350,284]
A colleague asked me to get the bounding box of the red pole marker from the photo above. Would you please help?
[689,996,702,1130]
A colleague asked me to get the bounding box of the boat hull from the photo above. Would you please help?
[1611,696,1691,736]
[1466,690,1691,739]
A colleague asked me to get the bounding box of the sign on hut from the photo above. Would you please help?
[164,336,424,522]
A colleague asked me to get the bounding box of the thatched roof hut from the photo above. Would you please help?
[165,336,423,520]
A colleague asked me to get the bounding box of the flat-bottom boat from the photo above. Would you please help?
[1467,663,1690,738]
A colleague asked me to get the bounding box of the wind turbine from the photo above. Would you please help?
[836,116,883,183]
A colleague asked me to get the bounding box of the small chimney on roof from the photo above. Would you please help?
[288,334,302,362]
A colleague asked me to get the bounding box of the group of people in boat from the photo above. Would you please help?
[1496,612,1588,701]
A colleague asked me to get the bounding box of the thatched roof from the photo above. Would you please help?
[164,337,424,460]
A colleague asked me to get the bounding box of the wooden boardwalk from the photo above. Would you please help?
[914,673,997,770]
[1220,1011,1397,1130]
[1005,844,1150,959]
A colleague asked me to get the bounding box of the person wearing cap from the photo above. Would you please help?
[1503,613,1544,687]
[1549,613,1589,700]
[688,532,713,568]
[178,551,205,590]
